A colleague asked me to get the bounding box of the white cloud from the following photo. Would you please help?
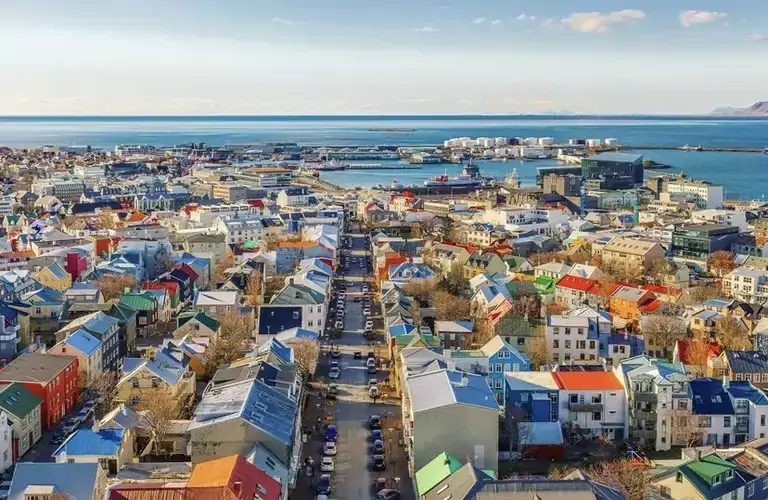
[472,17,486,24]
[516,14,536,21]
[561,9,646,33]
[271,17,300,26]
[491,19,503,25]
[746,33,768,41]
[412,26,438,33]
[679,11,727,28]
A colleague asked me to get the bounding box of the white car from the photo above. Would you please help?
[365,320,373,329]
[334,320,343,329]
[329,367,341,379]
[323,441,338,456]
[363,308,371,316]
[338,293,346,299]
[320,456,335,472]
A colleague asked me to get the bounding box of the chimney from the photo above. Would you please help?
[723,375,729,389]
[696,449,702,461]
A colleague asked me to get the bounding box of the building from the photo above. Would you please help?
[216,217,265,246]
[212,182,248,203]
[0,383,42,460]
[193,290,241,320]
[543,173,582,197]
[722,267,768,303]
[32,262,71,292]
[601,237,666,273]
[116,356,194,410]
[650,451,746,500]
[0,353,79,429]
[52,427,130,475]
[403,369,500,476]
[581,152,644,189]
[49,329,103,387]
[554,275,597,310]
[547,308,610,364]
[666,177,724,209]
[185,454,282,500]
[691,378,736,447]
[504,372,561,424]
[7,462,109,500]
[719,351,768,391]
[552,371,627,440]
[672,224,741,271]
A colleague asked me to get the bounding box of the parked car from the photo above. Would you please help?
[317,474,332,495]
[372,455,386,471]
[371,429,383,441]
[320,456,335,472]
[334,320,343,329]
[329,367,340,379]
[376,489,401,500]
[353,351,362,359]
[323,441,338,456]
[51,433,65,445]
[325,424,338,442]
[369,414,382,429]
[372,439,385,454]
[331,349,341,358]
[366,358,376,368]
[363,308,371,316]
[367,365,377,374]
[367,352,376,360]
[369,386,379,399]
[365,320,374,329]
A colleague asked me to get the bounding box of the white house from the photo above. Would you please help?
[546,307,610,364]
[553,371,627,440]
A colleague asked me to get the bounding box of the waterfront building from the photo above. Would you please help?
[581,152,644,189]
[666,178,724,209]
[114,144,156,157]
[542,174,581,197]
[692,209,748,231]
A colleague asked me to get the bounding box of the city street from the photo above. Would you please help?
[295,227,414,499]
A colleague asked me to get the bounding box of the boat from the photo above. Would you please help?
[681,144,703,152]
[764,147,768,155]
[423,159,484,188]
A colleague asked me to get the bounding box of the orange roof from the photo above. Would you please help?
[126,211,148,223]
[187,455,238,487]
[0,250,35,259]
[552,371,624,391]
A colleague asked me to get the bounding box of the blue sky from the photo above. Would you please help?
[0,0,766,115]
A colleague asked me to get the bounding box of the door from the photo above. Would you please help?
[723,434,730,447]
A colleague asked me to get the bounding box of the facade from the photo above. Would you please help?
[403,369,500,476]
[581,152,644,189]
[212,182,248,203]
[553,371,627,440]
[0,383,42,461]
[672,224,740,271]
[0,353,79,429]
[8,462,109,500]
[546,308,610,364]
[601,237,666,273]
[49,329,103,387]
[666,178,724,209]
[52,427,130,475]
[116,357,195,410]
[723,267,768,303]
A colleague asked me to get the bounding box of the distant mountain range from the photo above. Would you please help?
[711,101,768,116]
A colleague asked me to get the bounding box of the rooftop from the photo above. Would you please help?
[0,352,76,384]
[408,369,500,413]
[552,372,624,391]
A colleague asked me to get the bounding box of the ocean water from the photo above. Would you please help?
[0,115,767,198]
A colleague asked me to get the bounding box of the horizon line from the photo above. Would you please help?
[0,112,762,119]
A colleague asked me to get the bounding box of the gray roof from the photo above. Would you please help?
[8,462,102,500]
[407,369,499,413]
[0,353,76,384]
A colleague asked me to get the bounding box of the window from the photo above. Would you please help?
[749,482,755,496]
[592,412,602,421]
[570,394,579,404]
[130,396,141,406]
[713,474,721,485]
[724,416,731,427]
[131,378,139,388]
[495,379,503,389]
[496,363,502,373]
[727,470,733,479]
[578,328,584,335]
[517,338,525,346]
[592,394,602,404]
[565,340,571,349]
[553,340,559,348]
[565,328,571,335]
[488,365,494,373]
[762,415,766,426]
[589,341,595,349]
[763,478,768,489]
[678,400,688,410]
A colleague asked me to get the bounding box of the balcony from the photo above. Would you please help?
[634,392,658,403]
[735,406,750,415]
[633,429,657,439]
[735,424,749,433]
[634,410,656,421]
[568,402,604,413]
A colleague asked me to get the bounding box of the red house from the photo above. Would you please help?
[0,353,79,429]
[65,250,89,281]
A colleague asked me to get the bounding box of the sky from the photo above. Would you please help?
[0,0,766,115]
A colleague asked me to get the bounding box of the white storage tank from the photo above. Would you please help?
[586,139,602,147]
[604,138,619,146]
[495,137,509,146]
[538,137,554,146]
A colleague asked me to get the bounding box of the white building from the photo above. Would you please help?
[666,179,724,209]
[0,408,11,473]
[605,138,619,146]
[554,371,627,440]
[722,267,768,304]
[0,197,13,217]
[115,144,156,157]
[547,308,610,364]
[538,137,554,146]
[585,139,602,147]
[73,165,106,181]
[215,216,265,245]
[189,203,260,226]
[494,137,509,146]
[483,207,568,236]
[691,209,748,231]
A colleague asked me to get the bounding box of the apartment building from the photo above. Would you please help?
[600,237,666,274]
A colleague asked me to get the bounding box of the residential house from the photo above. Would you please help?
[718,351,768,391]
[724,381,768,444]
[673,339,721,376]
[443,336,530,405]
[7,462,109,500]
[403,369,500,476]
[118,292,158,338]
[429,243,471,277]
[504,372,561,424]
[185,454,282,500]
[723,267,768,304]
[52,427,131,475]
[0,353,78,429]
[691,378,737,447]
[547,307,610,365]
[601,237,666,273]
[175,311,221,340]
[188,378,298,466]
[0,270,37,301]
[49,329,103,387]
[462,251,507,279]
[32,262,71,292]
[555,275,598,310]
[193,290,241,320]
[142,281,181,314]
[614,355,691,451]
[270,282,326,332]
[610,286,658,326]
[64,281,104,304]
[434,321,474,350]
[387,262,436,286]
[0,383,42,460]
[567,264,605,280]
[57,311,121,372]
[181,232,228,264]
[257,305,303,336]
[534,262,571,281]
[650,452,748,500]
[553,371,627,440]
[116,357,194,410]
[18,286,65,345]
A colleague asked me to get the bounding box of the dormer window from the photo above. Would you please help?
[727,470,734,480]
[713,474,722,486]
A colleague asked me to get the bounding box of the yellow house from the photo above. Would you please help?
[33,262,72,292]
[116,357,195,411]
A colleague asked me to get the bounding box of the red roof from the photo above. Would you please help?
[175,263,200,281]
[642,284,683,297]
[587,281,622,297]
[441,241,480,255]
[675,339,721,364]
[639,298,663,313]
[552,372,624,391]
[246,199,265,208]
[143,281,180,297]
[556,275,598,292]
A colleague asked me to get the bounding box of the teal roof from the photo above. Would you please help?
[177,311,220,332]
[0,382,42,419]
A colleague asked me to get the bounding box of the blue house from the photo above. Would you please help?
[71,312,121,372]
[691,378,737,447]
[52,427,127,475]
[504,371,560,422]
[446,336,530,405]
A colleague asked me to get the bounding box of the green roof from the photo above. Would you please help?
[449,350,485,358]
[686,455,736,482]
[177,311,220,332]
[0,382,42,419]
[415,452,463,496]
[534,275,556,294]
[118,292,157,312]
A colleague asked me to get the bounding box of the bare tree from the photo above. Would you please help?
[510,294,541,319]
[583,459,648,500]
[465,318,495,349]
[530,251,566,266]
[262,278,286,304]
[244,269,264,307]
[526,336,550,370]
[648,259,674,285]
[433,290,471,321]
[673,410,704,448]
[202,314,252,375]
[402,278,438,305]
[97,274,136,301]
[140,397,181,456]
[211,250,234,285]
[408,301,422,328]
[716,316,752,350]
[91,371,119,417]
[642,314,687,358]
[292,339,320,377]
[686,284,725,304]
[686,338,714,377]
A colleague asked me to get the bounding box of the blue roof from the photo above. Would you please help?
[275,327,319,343]
[82,312,119,337]
[704,299,732,308]
[65,329,102,356]
[690,378,735,415]
[52,427,124,457]
[257,306,302,335]
[586,152,643,163]
[8,462,103,500]
[726,351,768,374]
[241,379,297,446]
[726,381,768,405]
[258,338,292,363]
[389,323,417,338]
